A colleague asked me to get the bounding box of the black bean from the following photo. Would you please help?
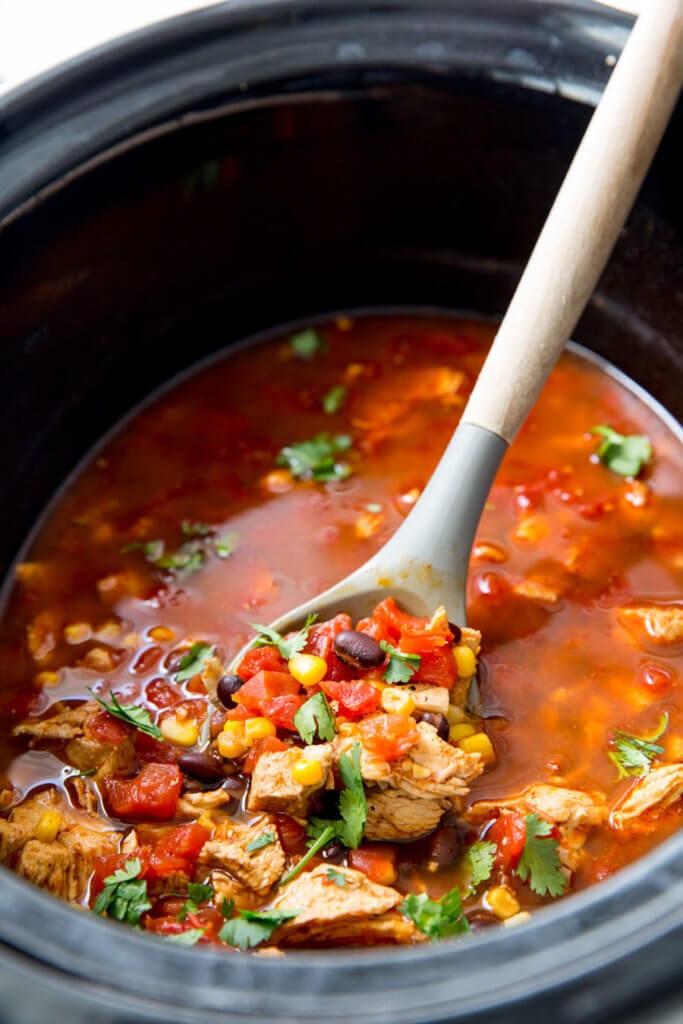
[178,751,225,782]
[334,630,385,669]
[216,674,245,709]
[416,711,449,741]
[428,824,462,868]
[321,842,345,864]
[448,621,463,644]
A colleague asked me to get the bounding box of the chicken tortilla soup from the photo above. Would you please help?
[1,313,682,951]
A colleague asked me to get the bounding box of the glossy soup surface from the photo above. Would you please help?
[1,313,682,936]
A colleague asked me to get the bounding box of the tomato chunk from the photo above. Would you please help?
[487,813,527,872]
[372,598,428,640]
[86,710,131,745]
[348,844,398,885]
[358,713,420,761]
[261,694,306,731]
[236,645,286,680]
[234,670,301,712]
[274,813,308,855]
[135,731,180,764]
[148,822,210,880]
[102,763,182,821]
[413,647,458,689]
[320,678,382,719]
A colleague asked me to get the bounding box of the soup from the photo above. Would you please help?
[1,313,681,949]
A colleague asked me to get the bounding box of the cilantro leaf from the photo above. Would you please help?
[181,520,212,537]
[220,897,235,919]
[379,640,421,684]
[93,858,151,924]
[219,908,300,949]
[400,887,471,941]
[90,689,162,740]
[121,539,165,561]
[214,532,238,559]
[290,328,326,359]
[322,385,348,415]
[591,425,652,477]
[306,742,367,853]
[248,614,317,661]
[165,928,205,946]
[175,642,214,682]
[276,433,352,482]
[279,824,337,886]
[294,692,336,744]
[155,544,205,577]
[247,830,276,852]
[516,814,567,898]
[326,867,347,887]
[609,713,668,780]
[188,881,214,903]
[463,840,496,890]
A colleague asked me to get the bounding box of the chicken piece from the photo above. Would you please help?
[176,787,234,817]
[12,701,94,742]
[388,721,483,802]
[469,783,606,871]
[404,684,449,717]
[512,580,561,605]
[364,789,445,841]
[69,776,99,817]
[270,864,423,946]
[617,602,683,649]
[0,820,27,861]
[611,764,683,830]
[198,818,285,895]
[247,744,333,816]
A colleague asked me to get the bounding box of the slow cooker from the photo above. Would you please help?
[0,1,681,1021]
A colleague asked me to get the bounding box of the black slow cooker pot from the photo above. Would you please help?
[1,1,682,1021]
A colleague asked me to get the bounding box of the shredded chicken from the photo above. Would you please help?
[617,602,683,649]
[198,818,285,896]
[611,764,683,830]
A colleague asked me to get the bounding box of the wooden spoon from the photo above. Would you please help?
[234,0,683,654]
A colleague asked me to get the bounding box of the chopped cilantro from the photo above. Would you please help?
[220,897,235,919]
[516,814,567,898]
[156,545,205,576]
[279,825,337,887]
[463,840,496,890]
[121,539,165,561]
[178,881,214,920]
[175,642,214,682]
[294,692,336,744]
[591,425,652,477]
[307,742,367,851]
[90,689,161,740]
[122,521,236,579]
[326,867,347,888]
[248,614,317,661]
[276,433,352,482]
[608,714,668,780]
[290,328,327,359]
[379,640,421,684]
[214,532,238,559]
[93,858,151,925]
[247,830,276,853]
[219,908,300,949]
[400,887,470,941]
[322,385,348,415]
[181,520,212,537]
[165,928,205,946]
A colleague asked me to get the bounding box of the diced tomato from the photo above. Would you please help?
[224,704,250,721]
[235,645,286,680]
[305,614,354,681]
[274,813,308,855]
[145,678,182,708]
[234,670,301,713]
[487,813,527,872]
[320,678,382,719]
[102,763,182,822]
[86,710,131,745]
[241,735,288,774]
[90,847,151,900]
[355,617,394,644]
[261,694,306,731]
[348,844,398,885]
[399,629,451,655]
[413,647,458,689]
[135,731,180,764]
[372,598,427,640]
[358,713,419,761]
[148,822,210,880]
[145,908,223,943]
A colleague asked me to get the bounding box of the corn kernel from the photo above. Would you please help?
[161,715,198,747]
[262,469,293,494]
[486,886,521,920]
[338,722,359,738]
[217,732,247,759]
[459,732,495,762]
[35,671,60,688]
[223,720,245,736]
[449,722,476,743]
[244,717,277,744]
[34,810,62,843]
[381,687,415,716]
[149,626,176,643]
[64,622,92,644]
[292,756,324,786]
[453,644,476,677]
[288,653,327,687]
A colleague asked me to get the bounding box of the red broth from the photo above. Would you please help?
[1,312,682,936]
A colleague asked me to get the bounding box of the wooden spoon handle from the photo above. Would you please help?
[461,0,683,445]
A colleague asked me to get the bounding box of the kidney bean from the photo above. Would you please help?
[216,674,245,708]
[321,842,346,864]
[178,751,225,782]
[428,824,462,867]
[448,622,463,644]
[334,630,385,669]
[416,711,449,741]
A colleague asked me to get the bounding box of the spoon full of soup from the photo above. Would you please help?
[233,0,683,657]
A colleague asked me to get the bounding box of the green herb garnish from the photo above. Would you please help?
[290,328,327,359]
[276,433,352,482]
[178,881,215,920]
[516,814,567,898]
[220,897,235,919]
[591,425,652,477]
[379,640,421,684]
[181,520,212,537]
[90,689,162,739]
[214,532,238,559]
[175,642,214,682]
[247,830,276,853]
[165,928,205,946]
[608,713,668,780]
[322,385,348,415]
[294,692,336,744]
[326,868,347,888]
[219,908,300,949]
[93,858,151,924]
[249,614,317,661]
[400,887,471,941]
[463,840,496,891]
